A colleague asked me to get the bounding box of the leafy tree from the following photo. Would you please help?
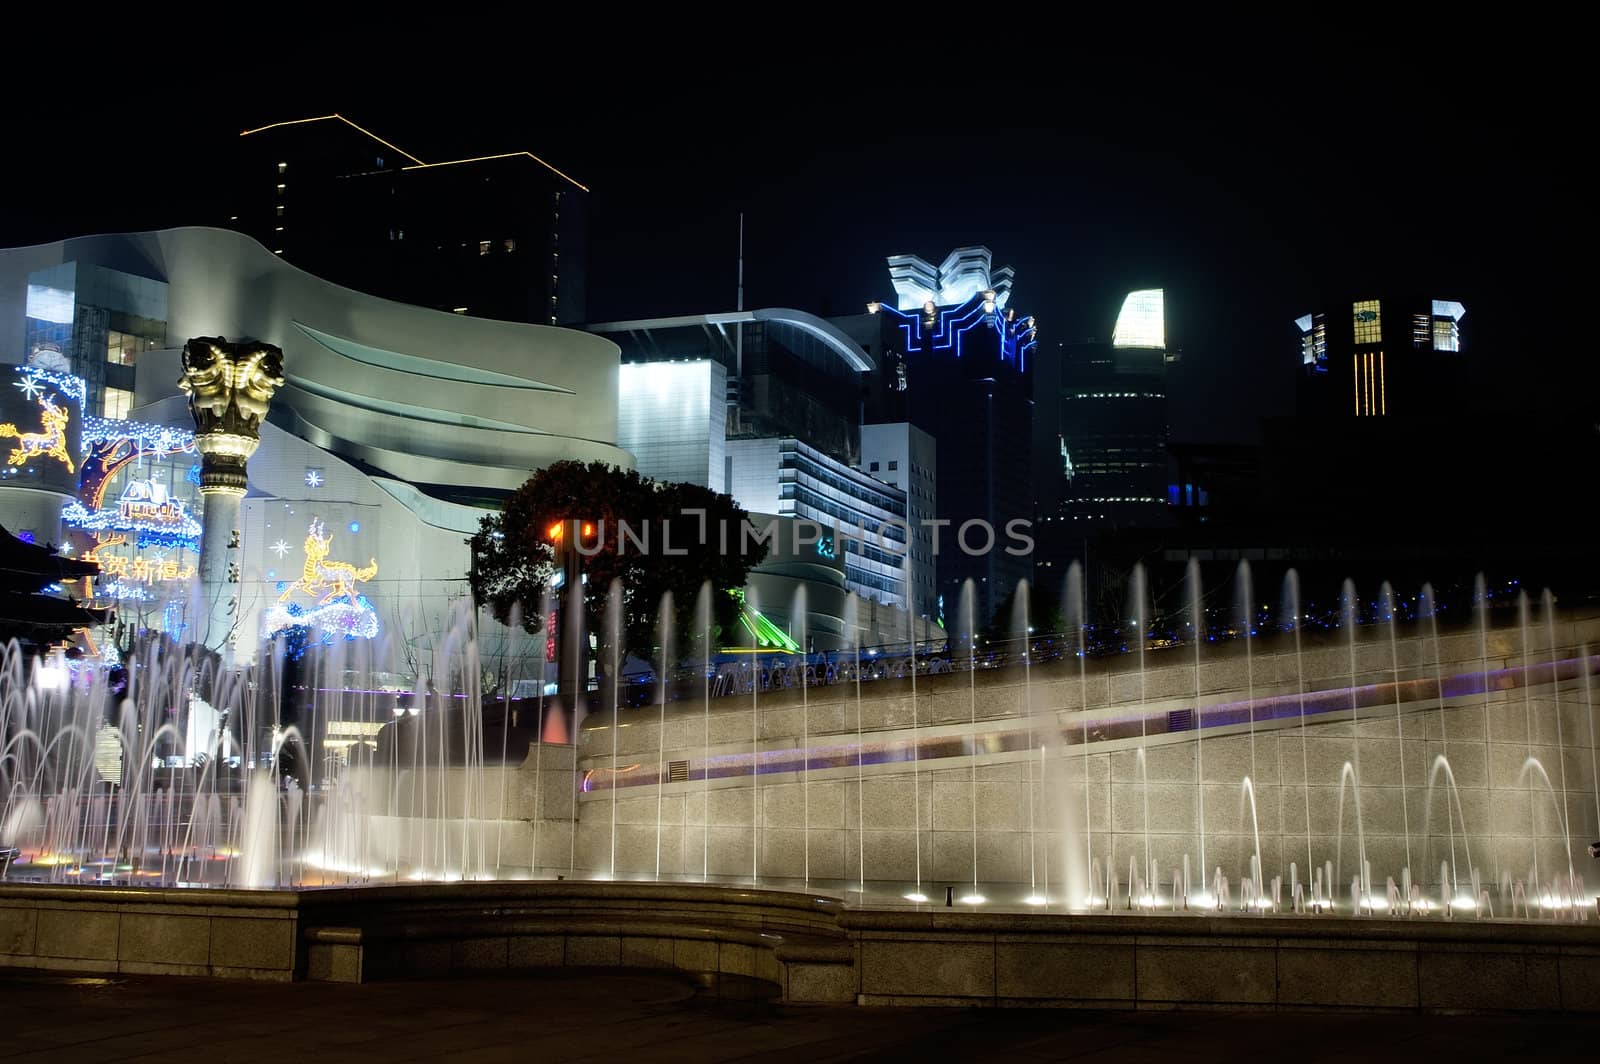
[468,461,768,698]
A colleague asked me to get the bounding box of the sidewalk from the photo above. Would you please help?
[0,968,1595,1062]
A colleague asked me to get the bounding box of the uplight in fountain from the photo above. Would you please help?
[903,891,929,903]
[959,893,986,905]
[1022,894,1048,906]
[1450,896,1478,912]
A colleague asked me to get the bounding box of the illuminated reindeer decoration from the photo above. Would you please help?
[0,395,75,473]
[278,517,377,605]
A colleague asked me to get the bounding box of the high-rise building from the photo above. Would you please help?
[232,114,587,325]
[1053,289,1175,530]
[858,423,937,622]
[845,246,1037,625]
[1295,295,1466,417]
[725,437,909,610]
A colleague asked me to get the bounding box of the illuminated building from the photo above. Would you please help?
[1294,295,1466,417]
[591,309,871,466]
[0,226,631,664]
[232,114,587,325]
[617,360,727,492]
[1050,288,1176,532]
[725,436,909,611]
[843,246,1036,624]
[17,260,166,417]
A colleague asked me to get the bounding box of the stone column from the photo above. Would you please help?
[178,337,285,653]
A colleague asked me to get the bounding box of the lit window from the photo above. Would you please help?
[277,161,287,174]
[1411,313,1431,348]
[1352,300,1382,345]
[504,239,516,252]
[276,205,285,217]
[104,387,133,419]
[1431,300,1465,352]
[277,183,286,191]
[106,331,143,367]
[1432,319,1460,352]
[479,240,491,256]
[452,307,468,314]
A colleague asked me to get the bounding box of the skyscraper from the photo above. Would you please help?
[1053,289,1175,531]
[1294,295,1466,417]
[850,246,1037,625]
[232,114,587,325]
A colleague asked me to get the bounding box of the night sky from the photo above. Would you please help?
[1,33,1583,444]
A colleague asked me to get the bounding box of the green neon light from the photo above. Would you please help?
[725,600,800,654]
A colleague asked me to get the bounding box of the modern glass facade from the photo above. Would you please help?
[23,262,167,417]
[726,437,908,609]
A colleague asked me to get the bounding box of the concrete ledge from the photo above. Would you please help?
[4,881,1600,1011]
[0,885,302,981]
[838,909,1600,1011]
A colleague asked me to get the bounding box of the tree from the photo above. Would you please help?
[468,461,768,700]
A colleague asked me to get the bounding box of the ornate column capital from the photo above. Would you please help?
[178,337,285,495]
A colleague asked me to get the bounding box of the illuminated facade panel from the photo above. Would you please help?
[1112,289,1165,349]
[1352,299,1382,345]
[1431,300,1464,352]
[617,360,727,492]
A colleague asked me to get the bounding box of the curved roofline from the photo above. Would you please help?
[586,307,873,373]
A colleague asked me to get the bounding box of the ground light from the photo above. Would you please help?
[1022,895,1048,906]
[903,891,928,903]
[959,893,986,904]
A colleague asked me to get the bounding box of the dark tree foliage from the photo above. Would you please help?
[468,461,768,672]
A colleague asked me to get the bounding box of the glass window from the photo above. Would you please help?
[869,461,880,472]
[504,238,517,252]
[277,161,287,174]
[1432,319,1460,352]
[478,240,491,256]
[104,387,133,419]
[1352,300,1382,345]
[888,460,898,470]
[106,331,143,366]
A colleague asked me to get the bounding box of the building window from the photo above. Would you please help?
[276,183,286,192]
[1352,300,1382,345]
[504,238,516,252]
[277,161,287,174]
[869,461,880,472]
[106,331,144,367]
[104,387,133,419]
[887,460,898,471]
[276,205,285,217]
[479,240,491,256]
[1412,313,1431,348]
[1432,319,1460,352]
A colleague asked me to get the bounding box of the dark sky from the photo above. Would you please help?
[0,29,1584,443]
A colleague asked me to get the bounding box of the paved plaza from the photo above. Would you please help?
[0,968,1597,1062]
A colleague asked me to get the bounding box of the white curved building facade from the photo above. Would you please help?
[0,227,631,666]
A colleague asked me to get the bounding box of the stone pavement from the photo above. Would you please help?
[0,968,1597,1062]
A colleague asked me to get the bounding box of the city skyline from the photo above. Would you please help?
[0,37,1582,445]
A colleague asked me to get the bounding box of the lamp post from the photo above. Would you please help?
[549,519,585,720]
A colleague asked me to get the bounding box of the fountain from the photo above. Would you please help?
[2,563,1597,929]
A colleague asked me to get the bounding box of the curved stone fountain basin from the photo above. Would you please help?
[2,880,1598,1012]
